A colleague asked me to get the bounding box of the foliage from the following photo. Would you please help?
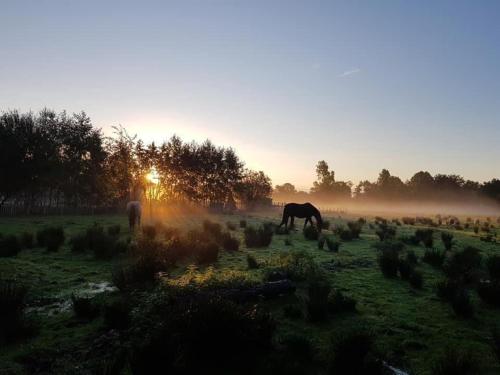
[375,224,396,241]
[306,275,331,322]
[221,232,239,252]
[406,250,418,265]
[378,246,400,278]
[104,297,131,330]
[346,221,362,238]
[142,225,157,239]
[451,289,474,318]
[432,349,479,375]
[423,249,445,268]
[441,232,454,251]
[0,235,21,257]
[303,225,319,240]
[69,233,88,253]
[36,226,65,252]
[226,221,237,231]
[19,232,34,249]
[71,294,99,320]
[398,258,414,280]
[325,237,341,252]
[416,228,434,248]
[409,270,423,289]
[328,290,357,314]
[246,254,259,269]
[443,246,482,284]
[239,219,247,228]
[477,281,500,307]
[107,224,121,237]
[244,223,274,248]
[486,255,500,280]
[0,281,30,344]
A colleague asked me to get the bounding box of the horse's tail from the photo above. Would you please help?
[280,204,289,226]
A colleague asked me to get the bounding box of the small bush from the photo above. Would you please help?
[346,221,362,238]
[477,281,500,307]
[306,276,331,322]
[432,349,479,375]
[321,220,331,230]
[327,328,383,375]
[104,297,130,329]
[37,226,65,251]
[406,250,418,265]
[283,304,303,319]
[108,224,121,236]
[326,237,341,252]
[400,234,420,246]
[244,224,274,248]
[402,217,416,225]
[303,225,319,241]
[239,219,247,228]
[19,232,34,249]
[487,255,500,280]
[375,216,387,225]
[92,232,119,260]
[0,235,21,257]
[333,226,353,241]
[221,232,239,252]
[441,232,454,251]
[0,281,29,343]
[443,246,482,284]
[142,225,157,239]
[226,221,237,231]
[423,249,445,268]
[328,290,356,313]
[398,258,414,280]
[415,229,434,248]
[318,236,326,250]
[473,226,479,234]
[71,294,99,320]
[409,270,423,289]
[196,242,220,264]
[69,233,88,252]
[203,219,223,241]
[375,224,396,241]
[451,289,474,318]
[436,278,460,301]
[378,247,399,278]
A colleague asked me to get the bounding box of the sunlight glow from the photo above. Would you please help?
[146,167,160,185]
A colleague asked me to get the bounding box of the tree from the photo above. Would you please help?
[234,170,272,208]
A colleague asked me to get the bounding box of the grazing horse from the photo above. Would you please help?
[278,202,323,231]
[126,201,142,230]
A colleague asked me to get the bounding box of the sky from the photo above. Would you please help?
[1,0,499,190]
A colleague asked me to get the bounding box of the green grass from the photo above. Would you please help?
[1,213,500,374]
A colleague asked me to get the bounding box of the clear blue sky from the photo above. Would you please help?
[1,1,499,190]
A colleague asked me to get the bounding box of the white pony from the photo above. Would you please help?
[126,201,142,230]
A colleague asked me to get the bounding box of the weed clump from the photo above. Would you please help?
[443,246,482,284]
[423,249,445,268]
[221,232,239,252]
[226,221,237,231]
[306,276,331,322]
[19,232,34,249]
[378,246,400,278]
[244,223,274,248]
[71,294,100,320]
[328,290,357,313]
[36,226,65,251]
[0,235,21,257]
[0,281,30,344]
[432,348,478,375]
[239,219,247,228]
[409,270,423,289]
[246,254,259,269]
[441,232,454,251]
[303,225,319,240]
[107,224,121,237]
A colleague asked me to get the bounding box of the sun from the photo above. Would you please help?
[146,166,160,185]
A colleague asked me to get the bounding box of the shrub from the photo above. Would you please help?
[221,232,239,252]
[239,219,247,228]
[406,250,418,265]
[196,242,220,264]
[443,246,482,284]
[0,235,21,257]
[375,224,396,241]
[398,258,414,280]
[402,217,416,225]
[432,349,479,375]
[303,225,319,241]
[378,247,399,278]
[104,297,130,329]
[328,290,356,313]
[69,233,88,253]
[473,226,479,234]
[451,289,474,318]
[275,225,289,235]
[318,236,326,250]
[423,249,445,268]
[415,229,434,248]
[92,232,119,260]
[326,237,341,252]
[441,232,454,251]
[306,276,331,322]
[400,234,420,246]
[333,226,353,241]
[492,326,500,364]
[142,225,157,239]
[436,278,461,301]
[284,237,292,246]
[37,226,65,251]
[283,304,303,319]
[375,216,387,225]
[19,232,34,249]
[357,217,367,225]
[244,224,274,248]
[108,224,121,237]
[321,220,331,230]
[270,251,319,281]
[203,219,223,241]
[477,281,500,307]
[0,281,29,344]
[327,328,383,375]
[129,292,275,374]
[280,333,312,361]
[71,294,99,320]
[487,255,500,280]
[409,270,423,289]
[347,221,362,238]
[226,221,237,231]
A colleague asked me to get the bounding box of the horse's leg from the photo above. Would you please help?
[303,217,309,230]
[278,214,288,230]
[290,216,295,230]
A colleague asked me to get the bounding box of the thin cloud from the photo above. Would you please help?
[338,68,361,77]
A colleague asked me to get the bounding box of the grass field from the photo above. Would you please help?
[1,212,500,374]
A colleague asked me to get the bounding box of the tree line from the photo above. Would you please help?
[274,161,500,205]
[0,110,272,210]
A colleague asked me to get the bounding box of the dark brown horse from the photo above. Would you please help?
[278,202,323,231]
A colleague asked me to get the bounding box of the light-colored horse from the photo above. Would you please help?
[126,201,142,230]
